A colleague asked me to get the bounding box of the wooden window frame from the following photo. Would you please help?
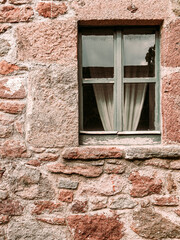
[79,26,161,145]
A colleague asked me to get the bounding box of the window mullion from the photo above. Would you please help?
[116,30,123,131]
[123,78,157,83]
[82,78,114,84]
[113,31,117,131]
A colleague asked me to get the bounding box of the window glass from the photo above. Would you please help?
[82,35,114,78]
[124,34,155,78]
[83,84,114,131]
[123,83,155,131]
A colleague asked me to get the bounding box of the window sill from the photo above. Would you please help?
[62,145,180,160]
[79,133,161,145]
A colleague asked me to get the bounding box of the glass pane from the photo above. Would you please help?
[82,35,114,78]
[123,83,155,131]
[83,84,114,131]
[124,34,155,78]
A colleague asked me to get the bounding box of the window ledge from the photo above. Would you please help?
[62,145,180,160]
[80,133,161,145]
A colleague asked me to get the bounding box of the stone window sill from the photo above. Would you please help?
[62,145,180,160]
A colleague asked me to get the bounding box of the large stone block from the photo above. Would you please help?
[171,0,180,16]
[162,72,180,143]
[70,0,169,22]
[16,20,77,64]
[161,19,180,67]
[27,64,78,147]
[7,219,70,240]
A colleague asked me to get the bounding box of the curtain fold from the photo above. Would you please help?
[93,82,147,132]
[123,83,147,131]
[93,84,113,131]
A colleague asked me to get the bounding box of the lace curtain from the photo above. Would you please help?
[93,83,147,131]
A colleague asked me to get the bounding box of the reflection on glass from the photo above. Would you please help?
[124,34,155,78]
[83,84,114,131]
[82,35,114,78]
[123,83,155,131]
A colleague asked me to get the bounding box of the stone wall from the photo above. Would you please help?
[0,0,180,239]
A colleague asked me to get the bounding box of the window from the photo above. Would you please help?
[79,27,160,145]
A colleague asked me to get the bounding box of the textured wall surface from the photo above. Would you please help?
[0,0,180,239]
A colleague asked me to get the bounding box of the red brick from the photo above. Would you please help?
[37,153,59,162]
[0,215,9,224]
[58,190,73,203]
[0,199,23,216]
[48,163,103,177]
[71,200,88,213]
[144,158,170,169]
[0,139,26,158]
[0,61,19,75]
[161,19,180,67]
[36,217,66,225]
[162,72,180,143]
[26,159,41,167]
[129,172,162,197]
[153,196,179,206]
[67,214,124,240]
[62,147,123,160]
[0,101,25,114]
[0,24,10,34]
[0,6,33,23]
[32,201,62,215]
[0,78,25,99]
[36,2,67,18]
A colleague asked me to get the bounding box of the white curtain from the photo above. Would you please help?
[93,84,113,131]
[93,83,147,131]
[123,83,147,131]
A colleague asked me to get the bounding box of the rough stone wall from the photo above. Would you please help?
[0,0,179,239]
